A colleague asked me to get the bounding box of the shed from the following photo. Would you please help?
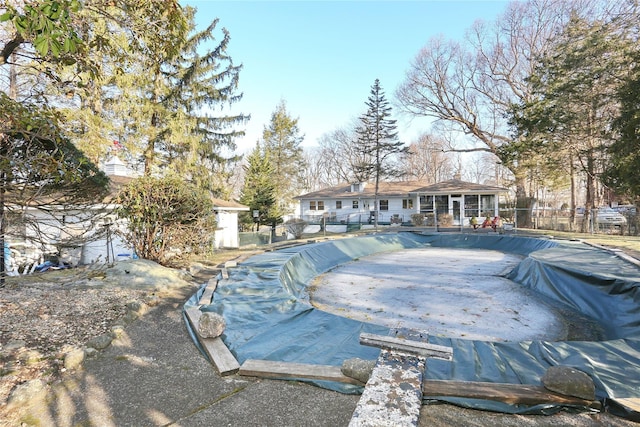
[212,199,249,249]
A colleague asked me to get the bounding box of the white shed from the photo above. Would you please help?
[212,199,249,249]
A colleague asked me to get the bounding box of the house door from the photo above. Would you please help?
[451,197,463,226]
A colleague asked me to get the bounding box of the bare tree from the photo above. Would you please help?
[313,124,373,186]
[402,132,455,183]
[396,0,608,223]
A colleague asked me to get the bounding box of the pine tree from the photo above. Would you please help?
[261,101,306,212]
[354,79,406,227]
[239,143,282,231]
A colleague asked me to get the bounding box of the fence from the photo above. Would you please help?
[238,208,639,248]
[506,208,639,236]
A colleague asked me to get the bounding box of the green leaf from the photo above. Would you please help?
[0,12,13,22]
[33,36,50,56]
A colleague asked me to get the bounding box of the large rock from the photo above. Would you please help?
[197,311,226,338]
[542,365,596,401]
[86,333,113,350]
[7,379,47,408]
[341,357,376,384]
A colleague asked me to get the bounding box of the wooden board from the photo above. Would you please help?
[611,398,640,415]
[184,307,240,376]
[198,281,217,305]
[239,359,364,385]
[359,332,453,360]
[422,380,601,409]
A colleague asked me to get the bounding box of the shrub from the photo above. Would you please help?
[438,213,453,226]
[410,213,425,226]
[115,176,216,264]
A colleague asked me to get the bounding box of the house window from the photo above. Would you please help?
[336,201,342,209]
[402,199,414,209]
[353,200,359,209]
[379,200,389,211]
[309,201,324,211]
[464,194,479,217]
[480,195,495,217]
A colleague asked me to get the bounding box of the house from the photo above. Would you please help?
[295,177,507,229]
[4,155,249,273]
[295,181,429,226]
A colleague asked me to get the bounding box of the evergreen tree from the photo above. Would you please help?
[604,48,640,200]
[508,15,630,228]
[262,100,306,211]
[354,79,406,227]
[239,143,282,231]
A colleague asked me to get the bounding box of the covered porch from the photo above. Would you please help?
[411,178,507,227]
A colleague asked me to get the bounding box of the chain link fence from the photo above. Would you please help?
[504,208,639,236]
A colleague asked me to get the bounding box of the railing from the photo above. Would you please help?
[238,208,639,248]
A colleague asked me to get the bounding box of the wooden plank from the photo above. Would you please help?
[239,359,364,385]
[200,336,240,375]
[422,380,601,409]
[350,329,436,427]
[197,280,217,305]
[350,350,426,427]
[359,332,453,360]
[184,307,240,376]
[612,398,640,413]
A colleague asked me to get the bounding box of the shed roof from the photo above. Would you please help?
[212,198,249,211]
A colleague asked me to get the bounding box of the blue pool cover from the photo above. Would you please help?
[184,232,640,418]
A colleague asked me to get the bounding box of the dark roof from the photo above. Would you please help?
[410,178,507,194]
[296,181,432,200]
[297,179,507,199]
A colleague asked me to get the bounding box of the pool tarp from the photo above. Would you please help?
[184,232,640,418]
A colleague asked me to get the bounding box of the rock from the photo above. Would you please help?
[84,347,99,358]
[64,347,86,371]
[341,358,376,384]
[542,365,595,401]
[197,311,226,338]
[7,379,47,408]
[111,324,125,338]
[3,339,26,353]
[126,300,148,314]
[19,350,44,365]
[86,334,113,350]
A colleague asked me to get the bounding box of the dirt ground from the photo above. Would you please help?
[1,244,639,426]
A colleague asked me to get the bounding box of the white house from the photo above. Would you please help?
[295,178,507,228]
[4,155,249,274]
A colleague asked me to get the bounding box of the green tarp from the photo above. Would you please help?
[184,232,640,418]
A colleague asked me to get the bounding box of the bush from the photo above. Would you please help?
[115,176,216,264]
[411,213,425,226]
[438,213,453,226]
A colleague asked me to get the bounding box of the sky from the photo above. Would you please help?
[182,1,511,155]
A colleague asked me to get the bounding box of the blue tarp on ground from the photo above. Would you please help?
[184,232,640,417]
